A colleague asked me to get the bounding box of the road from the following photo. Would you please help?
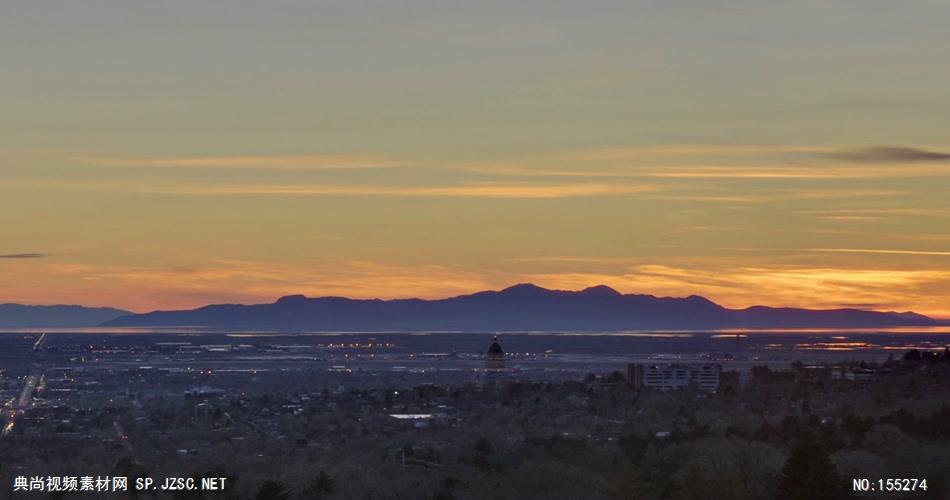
[32,332,48,351]
[2,333,47,439]
[1,371,40,439]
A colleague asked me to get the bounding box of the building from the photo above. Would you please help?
[486,335,505,371]
[831,366,879,382]
[750,365,795,385]
[626,363,721,392]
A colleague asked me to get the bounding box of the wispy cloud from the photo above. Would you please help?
[474,163,950,180]
[76,154,410,170]
[22,178,900,202]
[13,178,907,203]
[816,215,883,221]
[0,253,48,259]
[467,163,849,180]
[811,248,950,257]
[641,188,905,204]
[171,183,657,198]
[465,143,950,181]
[828,146,950,163]
[6,180,659,199]
[543,144,830,162]
[56,143,950,183]
[638,165,949,180]
[802,208,950,221]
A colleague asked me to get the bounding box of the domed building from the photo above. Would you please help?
[486,335,505,371]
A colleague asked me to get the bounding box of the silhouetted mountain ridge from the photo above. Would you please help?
[0,303,132,327]
[103,284,937,331]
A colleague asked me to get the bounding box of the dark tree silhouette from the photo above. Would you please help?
[254,480,291,500]
[300,471,335,499]
[841,413,873,447]
[473,437,494,471]
[776,439,845,500]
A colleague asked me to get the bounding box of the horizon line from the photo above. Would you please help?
[4,282,945,320]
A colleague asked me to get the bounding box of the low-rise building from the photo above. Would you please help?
[832,366,879,381]
[626,363,721,392]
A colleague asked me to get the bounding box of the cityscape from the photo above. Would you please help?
[0,326,948,498]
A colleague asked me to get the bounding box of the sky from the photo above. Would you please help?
[1,0,949,316]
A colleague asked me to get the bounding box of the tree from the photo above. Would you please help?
[254,480,291,500]
[504,382,523,401]
[779,415,801,440]
[300,471,334,499]
[434,476,464,500]
[473,437,494,471]
[776,439,845,500]
[113,457,150,499]
[841,413,872,446]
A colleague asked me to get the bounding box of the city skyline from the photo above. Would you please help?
[2,1,949,316]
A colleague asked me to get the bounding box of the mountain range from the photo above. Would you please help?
[0,303,132,327]
[100,284,937,331]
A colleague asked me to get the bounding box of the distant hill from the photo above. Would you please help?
[0,303,132,327]
[103,284,937,331]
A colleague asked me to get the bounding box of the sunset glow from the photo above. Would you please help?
[2,1,948,317]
